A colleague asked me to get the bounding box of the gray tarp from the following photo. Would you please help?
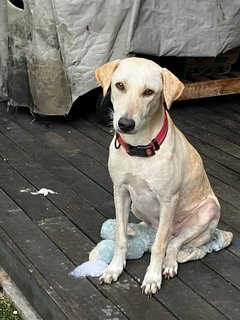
[1,0,240,115]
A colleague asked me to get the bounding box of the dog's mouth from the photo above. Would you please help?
[115,125,138,135]
[116,128,136,135]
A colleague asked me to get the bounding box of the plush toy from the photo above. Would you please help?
[70,219,233,278]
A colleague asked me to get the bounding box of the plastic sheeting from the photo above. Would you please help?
[129,1,240,57]
[1,0,240,115]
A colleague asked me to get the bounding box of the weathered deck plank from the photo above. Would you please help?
[38,216,177,320]
[0,110,114,217]
[0,189,126,320]
[0,94,240,320]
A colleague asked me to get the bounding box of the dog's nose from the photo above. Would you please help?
[118,118,135,132]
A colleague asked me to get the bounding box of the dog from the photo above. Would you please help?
[95,57,227,296]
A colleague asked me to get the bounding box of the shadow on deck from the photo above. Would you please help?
[0,94,239,320]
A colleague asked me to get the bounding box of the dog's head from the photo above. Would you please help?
[95,57,184,134]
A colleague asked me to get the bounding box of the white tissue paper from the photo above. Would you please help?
[30,188,57,196]
[70,260,108,278]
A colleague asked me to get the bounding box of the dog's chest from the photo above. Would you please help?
[125,171,165,226]
[127,172,159,204]
[109,143,179,222]
[126,171,156,194]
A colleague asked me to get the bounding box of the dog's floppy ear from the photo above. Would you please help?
[95,59,120,96]
[162,68,185,109]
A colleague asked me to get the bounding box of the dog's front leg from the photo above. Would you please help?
[141,195,178,296]
[100,185,131,284]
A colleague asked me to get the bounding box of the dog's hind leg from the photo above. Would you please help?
[177,229,233,263]
[176,246,207,263]
[162,198,220,279]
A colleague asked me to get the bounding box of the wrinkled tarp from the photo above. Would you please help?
[0,0,240,115]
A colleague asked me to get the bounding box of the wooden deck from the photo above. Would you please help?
[0,94,239,320]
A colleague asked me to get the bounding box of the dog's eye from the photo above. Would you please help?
[143,88,154,96]
[115,82,125,91]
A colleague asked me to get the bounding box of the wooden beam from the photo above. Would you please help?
[179,77,240,100]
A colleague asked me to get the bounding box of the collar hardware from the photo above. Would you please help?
[151,138,160,151]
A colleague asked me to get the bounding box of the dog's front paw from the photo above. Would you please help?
[141,268,162,296]
[162,258,178,279]
[99,262,125,284]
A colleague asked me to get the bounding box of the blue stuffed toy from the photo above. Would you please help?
[70,219,233,278]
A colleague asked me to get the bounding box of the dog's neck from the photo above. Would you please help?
[119,107,166,146]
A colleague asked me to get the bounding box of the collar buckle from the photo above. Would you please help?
[126,143,156,157]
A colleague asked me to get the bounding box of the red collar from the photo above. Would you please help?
[115,110,168,157]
